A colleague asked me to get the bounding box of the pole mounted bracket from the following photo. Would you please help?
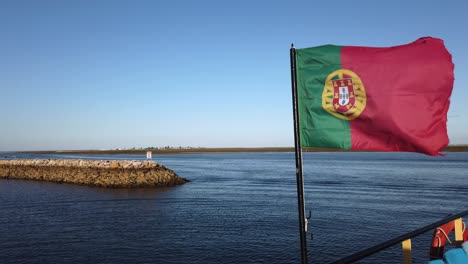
[305,210,313,240]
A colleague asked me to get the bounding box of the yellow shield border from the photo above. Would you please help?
[322,69,367,120]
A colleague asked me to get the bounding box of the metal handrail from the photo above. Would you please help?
[330,209,468,264]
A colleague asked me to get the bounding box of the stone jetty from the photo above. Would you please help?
[0,159,188,188]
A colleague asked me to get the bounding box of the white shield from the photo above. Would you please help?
[339,86,350,106]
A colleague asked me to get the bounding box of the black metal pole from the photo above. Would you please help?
[290,44,308,264]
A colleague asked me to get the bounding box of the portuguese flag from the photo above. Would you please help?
[295,37,454,156]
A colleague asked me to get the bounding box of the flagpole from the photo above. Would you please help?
[290,43,308,264]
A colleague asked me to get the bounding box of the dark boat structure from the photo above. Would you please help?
[328,210,468,263]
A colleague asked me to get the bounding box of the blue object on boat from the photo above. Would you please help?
[444,248,468,264]
[463,242,468,255]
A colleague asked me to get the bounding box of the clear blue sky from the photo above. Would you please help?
[1,0,467,151]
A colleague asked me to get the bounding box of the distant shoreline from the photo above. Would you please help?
[14,145,468,155]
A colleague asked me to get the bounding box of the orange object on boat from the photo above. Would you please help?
[430,221,468,260]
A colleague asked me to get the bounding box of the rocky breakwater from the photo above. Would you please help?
[0,159,188,188]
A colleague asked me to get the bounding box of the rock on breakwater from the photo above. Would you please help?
[0,159,188,188]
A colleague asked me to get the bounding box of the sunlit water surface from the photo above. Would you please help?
[1,152,467,263]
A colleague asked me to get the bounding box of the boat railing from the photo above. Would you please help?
[330,209,468,264]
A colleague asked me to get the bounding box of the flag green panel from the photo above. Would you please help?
[296,45,351,149]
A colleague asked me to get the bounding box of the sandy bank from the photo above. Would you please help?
[0,159,188,188]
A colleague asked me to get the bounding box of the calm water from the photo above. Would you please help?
[1,152,467,263]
